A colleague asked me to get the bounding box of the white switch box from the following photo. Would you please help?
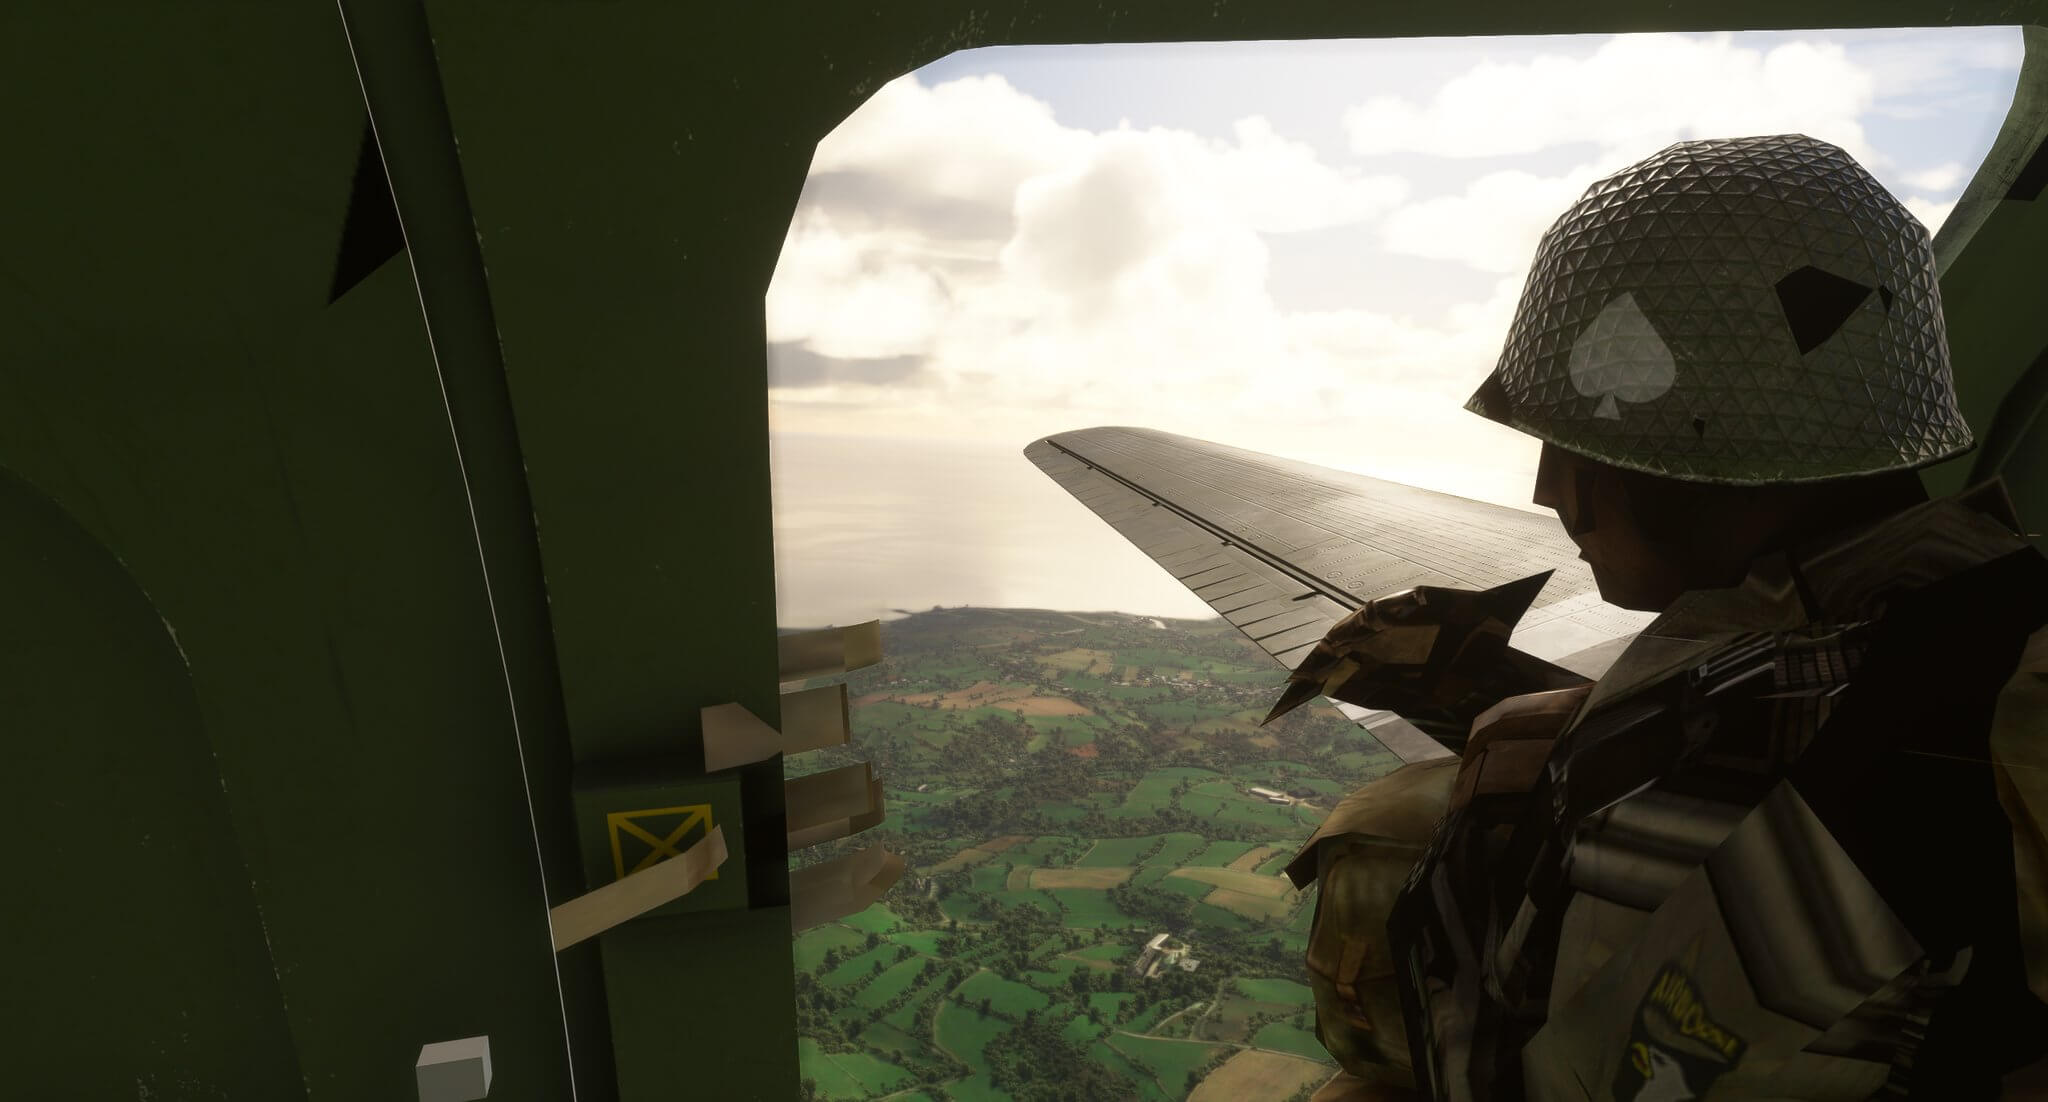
[416,1035,492,1102]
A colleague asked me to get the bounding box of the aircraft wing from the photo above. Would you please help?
[1024,426,1657,762]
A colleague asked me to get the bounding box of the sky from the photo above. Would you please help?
[767,28,2024,627]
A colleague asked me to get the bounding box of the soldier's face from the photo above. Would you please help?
[1531,444,1690,612]
[1531,445,1924,612]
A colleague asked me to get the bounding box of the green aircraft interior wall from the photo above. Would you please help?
[1926,24,2048,540]
[331,0,618,1092]
[0,468,305,1097]
[3,5,576,1096]
[8,0,2048,1099]
[414,5,811,1094]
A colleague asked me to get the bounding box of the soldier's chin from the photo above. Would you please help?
[1587,560,1672,613]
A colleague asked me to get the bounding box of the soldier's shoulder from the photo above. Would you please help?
[1286,757,1460,887]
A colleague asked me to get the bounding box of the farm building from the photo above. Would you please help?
[1130,932,1201,978]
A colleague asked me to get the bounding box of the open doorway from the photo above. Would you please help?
[767,29,2021,1100]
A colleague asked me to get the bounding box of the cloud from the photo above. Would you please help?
[1003,134,1209,301]
[1855,31,2026,120]
[768,73,1415,418]
[1355,34,1983,278]
[1201,117,1409,233]
[1343,34,1879,166]
[1903,162,1966,192]
[764,208,955,358]
[810,73,1091,210]
[1000,128,1277,324]
[766,342,926,388]
[1904,196,1956,234]
[1381,168,1603,274]
[795,170,1015,244]
[798,75,1404,242]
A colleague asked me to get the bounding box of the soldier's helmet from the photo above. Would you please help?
[1465,134,1973,484]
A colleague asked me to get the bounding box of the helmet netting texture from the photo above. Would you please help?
[1465,134,1972,484]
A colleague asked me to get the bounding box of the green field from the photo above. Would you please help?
[936,999,1008,1066]
[794,925,866,973]
[824,946,899,987]
[882,991,936,1038]
[1251,1020,1336,1064]
[992,887,1064,917]
[956,971,1052,1016]
[791,608,1395,1099]
[1087,1041,1167,1101]
[1155,874,1214,902]
[1049,888,1139,928]
[1062,1009,1110,1046]
[1235,977,1314,1005]
[969,864,1011,894]
[1021,960,1081,989]
[1123,769,1222,808]
[1122,999,1174,1034]
[1152,833,1210,865]
[938,892,984,924]
[1191,901,1257,930]
[888,929,947,955]
[1110,1034,1230,1095]
[858,957,930,1009]
[800,1038,915,1099]
[1076,836,1155,867]
[1188,840,1255,867]
[838,904,908,935]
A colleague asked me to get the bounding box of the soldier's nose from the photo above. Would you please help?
[1532,444,1564,510]
[1567,469,1598,537]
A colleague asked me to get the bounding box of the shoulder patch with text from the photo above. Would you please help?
[1612,963,1747,1102]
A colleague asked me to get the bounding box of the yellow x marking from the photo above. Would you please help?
[606,804,715,880]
